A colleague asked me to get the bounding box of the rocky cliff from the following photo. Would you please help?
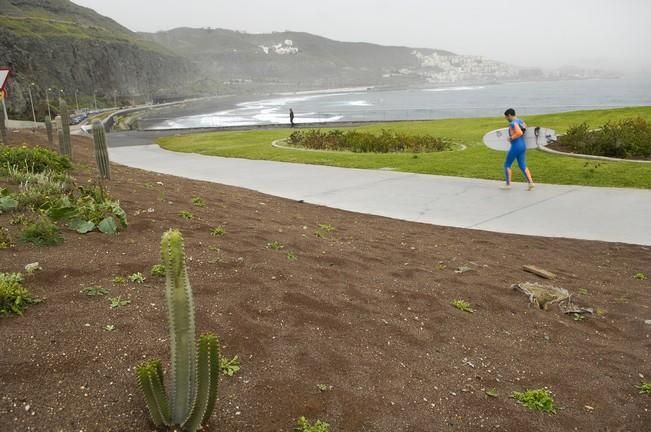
[0,0,194,118]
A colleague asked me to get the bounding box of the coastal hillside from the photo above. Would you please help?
[0,0,193,117]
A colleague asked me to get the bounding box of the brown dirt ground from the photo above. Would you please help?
[1,130,650,432]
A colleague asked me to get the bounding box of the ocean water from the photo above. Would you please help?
[144,78,651,130]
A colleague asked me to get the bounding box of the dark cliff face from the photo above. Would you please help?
[0,0,194,117]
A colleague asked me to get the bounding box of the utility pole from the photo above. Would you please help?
[93,90,98,111]
[74,89,80,113]
[27,83,37,129]
[46,88,52,119]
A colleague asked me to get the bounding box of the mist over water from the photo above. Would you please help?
[142,78,651,130]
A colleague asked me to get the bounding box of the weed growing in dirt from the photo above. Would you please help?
[637,382,651,395]
[128,272,146,284]
[0,272,39,316]
[10,213,29,225]
[151,264,166,277]
[318,223,335,232]
[81,286,109,297]
[287,251,298,261]
[109,296,131,309]
[313,230,325,239]
[572,313,587,321]
[512,388,556,413]
[112,276,126,285]
[267,241,285,250]
[210,226,225,236]
[316,384,333,392]
[20,217,62,246]
[633,272,648,280]
[220,355,241,377]
[0,227,14,249]
[295,417,331,432]
[104,325,116,332]
[451,299,474,313]
[179,210,194,220]
[191,196,205,208]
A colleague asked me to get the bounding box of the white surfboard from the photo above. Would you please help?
[483,127,557,151]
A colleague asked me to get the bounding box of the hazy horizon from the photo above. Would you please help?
[72,0,651,73]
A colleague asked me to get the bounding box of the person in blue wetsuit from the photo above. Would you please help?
[503,108,535,190]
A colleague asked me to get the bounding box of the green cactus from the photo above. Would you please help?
[0,110,7,145]
[92,120,110,179]
[136,230,221,431]
[44,116,54,147]
[55,116,65,155]
[58,99,72,158]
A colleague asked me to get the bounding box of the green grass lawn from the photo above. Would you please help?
[157,106,651,189]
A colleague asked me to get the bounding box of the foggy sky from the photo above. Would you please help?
[72,0,651,72]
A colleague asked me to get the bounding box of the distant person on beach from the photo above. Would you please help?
[289,108,295,128]
[503,108,535,190]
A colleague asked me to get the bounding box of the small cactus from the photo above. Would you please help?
[0,110,8,145]
[55,116,65,155]
[44,116,54,147]
[136,230,221,431]
[92,120,110,179]
[58,98,72,158]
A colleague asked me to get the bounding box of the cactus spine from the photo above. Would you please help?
[55,116,65,155]
[58,98,72,158]
[136,230,221,431]
[92,120,110,179]
[44,116,54,147]
[0,110,7,145]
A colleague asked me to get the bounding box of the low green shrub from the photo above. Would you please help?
[557,117,651,160]
[0,273,37,316]
[0,146,72,174]
[289,129,454,153]
[20,217,63,246]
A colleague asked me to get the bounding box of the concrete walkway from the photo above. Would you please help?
[108,133,651,246]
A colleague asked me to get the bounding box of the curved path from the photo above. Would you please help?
[108,131,651,246]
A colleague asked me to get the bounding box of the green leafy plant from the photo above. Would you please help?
[633,272,648,281]
[179,210,194,220]
[295,417,331,432]
[47,184,127,235]
[210,226,225,237]
[109,296,131,309]
[287,251,298,261]
[451,299,474,313]
[112,276,126,285]
[637,382,651,395]
[10,213,30,226]
[81,286,110,297]
[128,272,146,284]
[0,188,19,213]
[0,272,38,316]
[135,230,221,431]
[191,196,205,208]
[104,324,116,332]
[20,217,63,246]
[512,388,557,413]
[151,264,166,277]
[219,355,240,377]
[266,241,284,251]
